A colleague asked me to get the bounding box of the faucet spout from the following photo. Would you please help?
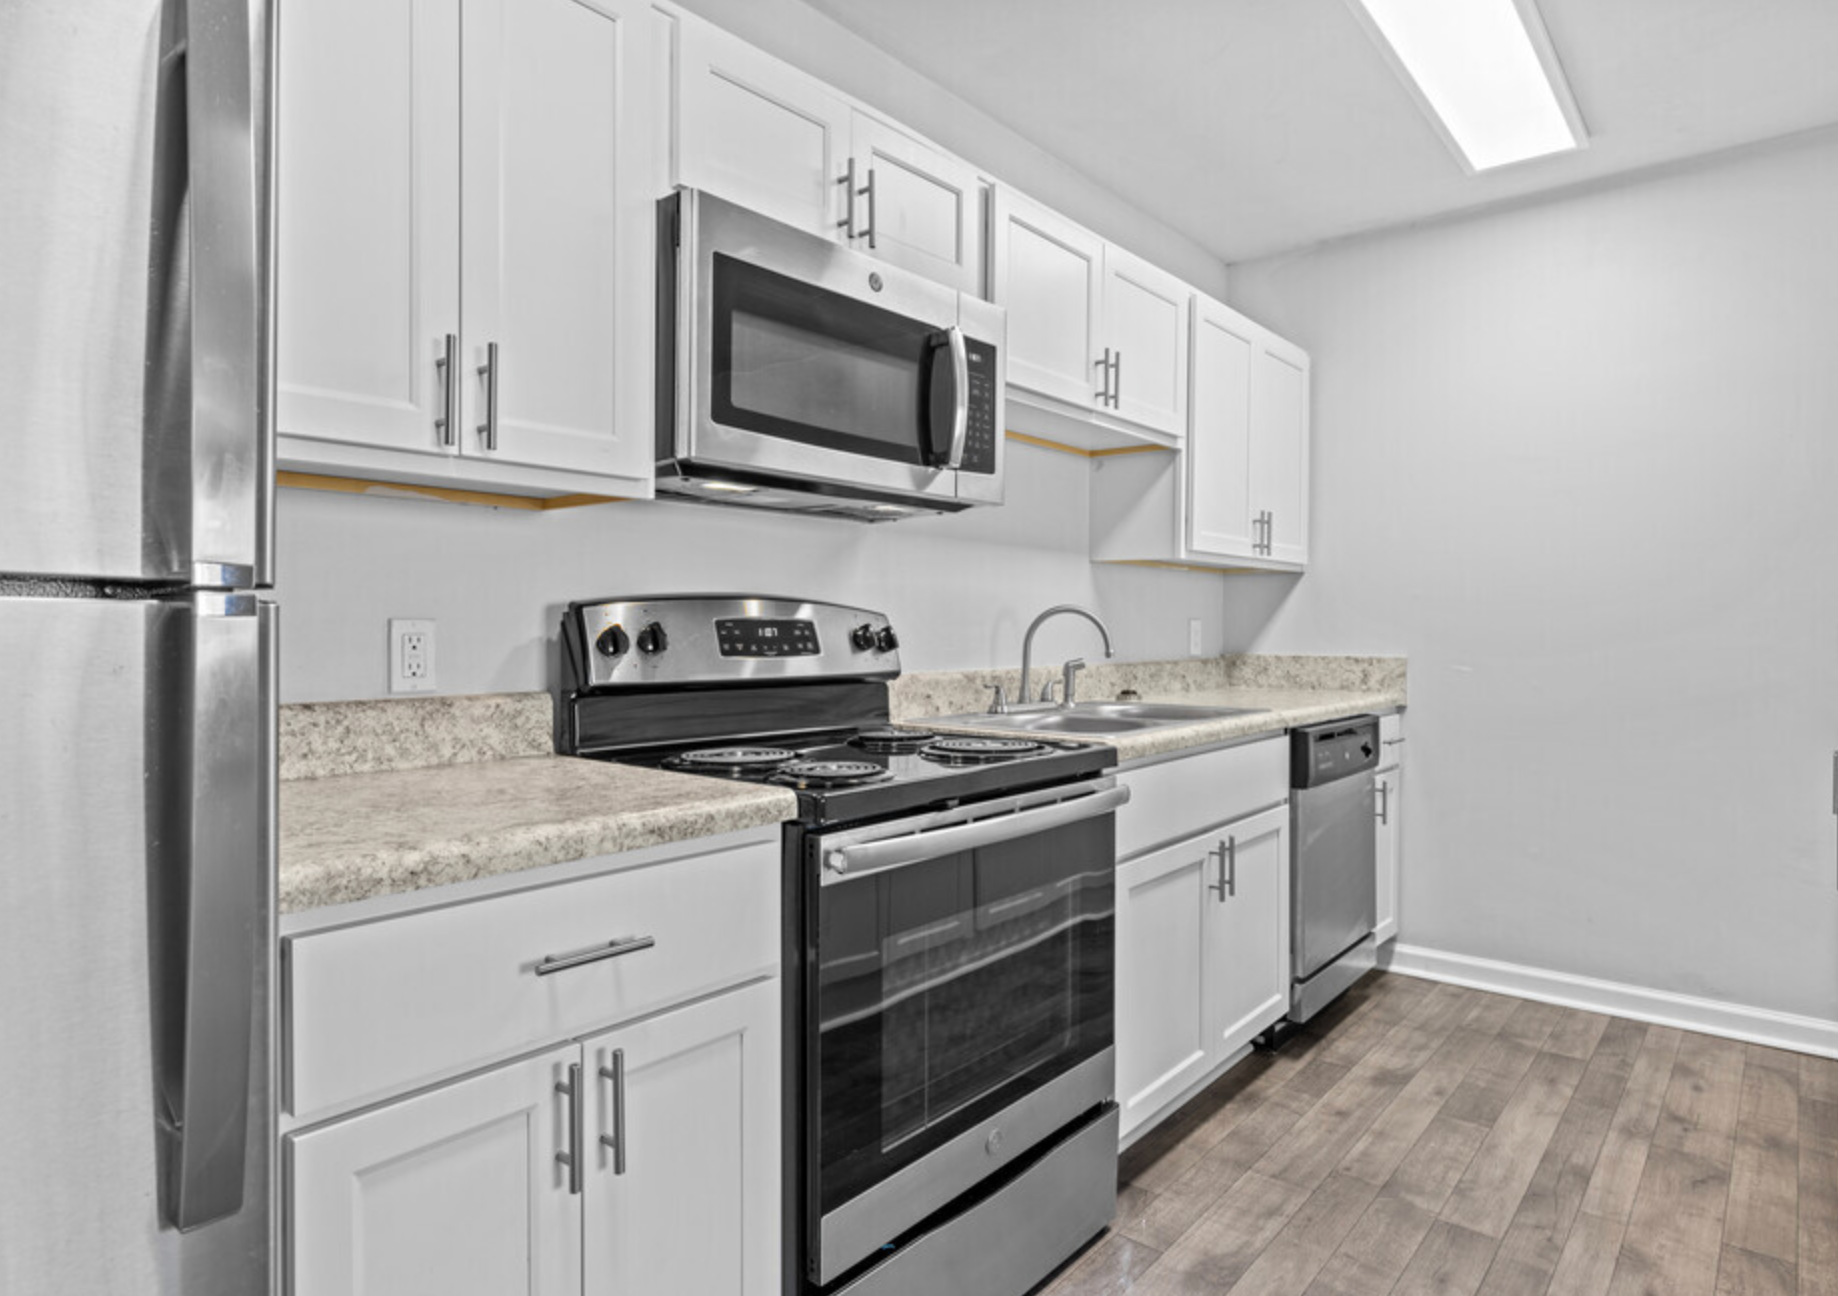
[1018,605,1114,707]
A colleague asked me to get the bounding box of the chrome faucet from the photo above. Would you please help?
[1018,606,1113,709]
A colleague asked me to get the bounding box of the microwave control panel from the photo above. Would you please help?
[960,338,999,475]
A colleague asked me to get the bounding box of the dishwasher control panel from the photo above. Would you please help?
[1291,716,1380,789]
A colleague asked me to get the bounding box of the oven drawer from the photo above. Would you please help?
[284,837,779,1125]
[1116,737,1287,862]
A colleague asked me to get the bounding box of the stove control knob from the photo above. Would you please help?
[595,624,630,658]
[850,624,877,651]
[635,621,669,656]
[875,626,900,653]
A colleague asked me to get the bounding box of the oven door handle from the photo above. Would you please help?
[821,783,1130,884]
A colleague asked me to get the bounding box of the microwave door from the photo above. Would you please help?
[678,191,961,505]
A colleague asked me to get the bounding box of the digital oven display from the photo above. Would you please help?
[715,618,820,658]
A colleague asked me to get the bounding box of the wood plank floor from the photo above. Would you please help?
[1031,972,1838,1296]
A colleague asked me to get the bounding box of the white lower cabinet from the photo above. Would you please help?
[289,1045,583,1296]
[289,980,778,1296]
[1116,803,1290,1141]
[581,982,780,1296]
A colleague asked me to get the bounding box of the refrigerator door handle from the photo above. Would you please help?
[157,592,273,1231]
[176,0,273,586]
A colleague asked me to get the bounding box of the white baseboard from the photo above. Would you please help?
[1379,943,1838,1060]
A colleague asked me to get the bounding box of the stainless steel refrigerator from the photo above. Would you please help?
[1,1,277,1292]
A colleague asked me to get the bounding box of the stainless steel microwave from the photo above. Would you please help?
[656,189,1005,521]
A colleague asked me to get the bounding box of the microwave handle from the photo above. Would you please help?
[945,326,968,470]
[923,327,969,469]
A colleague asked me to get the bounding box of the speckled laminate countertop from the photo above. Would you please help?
[917,684,1405,763]
[279,757,796,914]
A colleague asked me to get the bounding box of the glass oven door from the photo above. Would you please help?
[807,780,1125,1284]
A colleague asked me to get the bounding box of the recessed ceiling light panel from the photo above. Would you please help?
[1348,0,1586,172]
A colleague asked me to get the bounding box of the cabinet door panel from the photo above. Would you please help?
[277,0,459,455]
[1205,805,1291,1056]
[289,1046,580,1296]
[1252,336,1310,565]
[462,0,654,481]
[584,981,779,1296]
[851,113,984,293]
[1186,300,1258,559]
[675,19,848,235]
[1105,248,1189,438]
[1116,840,1212,1138]
[992,190,1104,409]
[1375,765,1401,945]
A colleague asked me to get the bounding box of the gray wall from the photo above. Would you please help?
[1227,133,1838,1025]
[666,0,1231,299]
[274,441,1233,702]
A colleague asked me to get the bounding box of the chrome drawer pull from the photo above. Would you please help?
[533,934,656,976]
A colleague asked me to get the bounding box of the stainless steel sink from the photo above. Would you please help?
[925,700,1270,737]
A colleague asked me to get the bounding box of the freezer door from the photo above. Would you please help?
[0,594,276,1295]
[0,0,274,586]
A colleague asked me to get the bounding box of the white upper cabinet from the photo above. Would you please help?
[277,0,460,456]
[1090,293,1310,572]
[672,16,985,292]
[1102,246,1189,439]
[277,0,657,497]
[846,112,986,294]
[1250,332,1311,566]
[990,188,1107,409]
[1186,300,1258,558]
[460,0,656,480]
[673,17,850,236]
[991,188,1192,447]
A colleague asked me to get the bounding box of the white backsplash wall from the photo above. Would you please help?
[1227,131,1838,1029]
[273,440,1236,703]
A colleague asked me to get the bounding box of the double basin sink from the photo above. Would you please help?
[928,700,1269,737]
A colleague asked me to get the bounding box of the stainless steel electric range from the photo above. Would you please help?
[556,595,1124,1296]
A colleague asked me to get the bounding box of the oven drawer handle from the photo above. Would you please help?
[822,784,1130,883]
[533,935,657,976]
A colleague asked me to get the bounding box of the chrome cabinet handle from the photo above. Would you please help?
[1095,347,1113,404]
[556,1062,583,1195]
[476,342,499,451]
[836,157,857,239]
[1377,779,1390,825]
[533,934,656,976]
[435,333,458,447]
[946,325,969,469]
[598,1049,628,1175]
[861,167,877,249]
[1831,752,1837,889]
[1207,836,1236,900]
[1112,350,1123,408]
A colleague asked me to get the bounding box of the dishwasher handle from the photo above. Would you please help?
[821,783,1129,886]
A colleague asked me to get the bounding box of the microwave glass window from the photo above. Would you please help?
[711,254,939,466]
[730,311,921,451]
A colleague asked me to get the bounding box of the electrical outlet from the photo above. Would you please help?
[1188,619,1204,657]
[389,619,436,694]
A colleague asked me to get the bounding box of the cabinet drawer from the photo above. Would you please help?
[1117,737,1286,862]
[285,838,779,1124]
[1380,712,1405,763]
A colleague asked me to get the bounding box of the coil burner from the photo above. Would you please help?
[774,759,894,788]
[921,736,1051,765]
[667,747,796,776]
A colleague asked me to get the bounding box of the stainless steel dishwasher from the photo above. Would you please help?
[1288,715,1380,1023]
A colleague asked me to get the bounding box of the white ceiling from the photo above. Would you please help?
[800,0,1838,263]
